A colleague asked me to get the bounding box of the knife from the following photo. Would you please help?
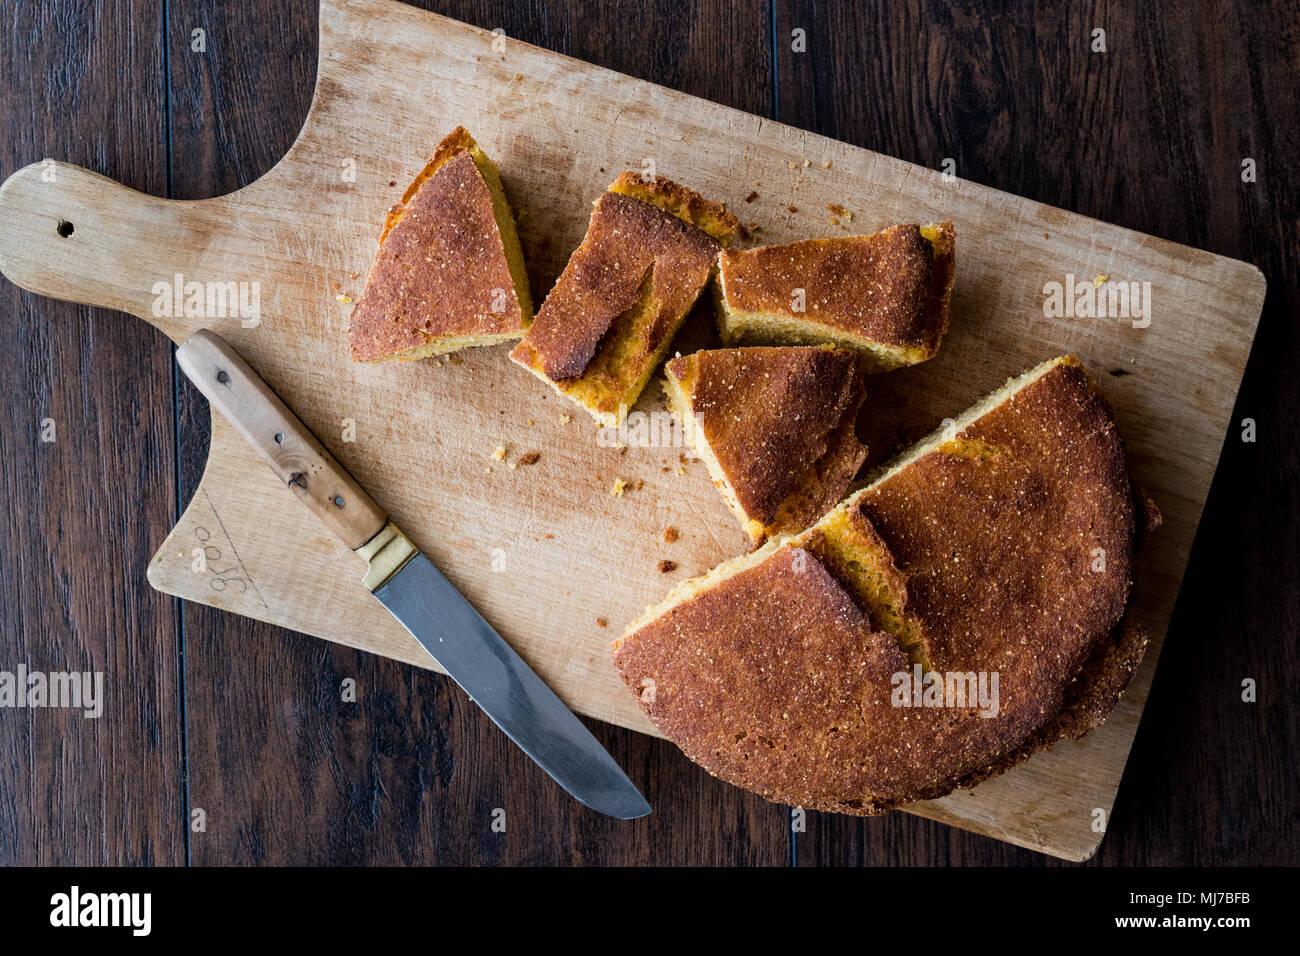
[175,329,651,819]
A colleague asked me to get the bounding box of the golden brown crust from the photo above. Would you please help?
[666,346,866,537]
[350,135,526,363]
[613,358,1150,814]
[510,181,724,422]
[717,222,955,364]
[612,546,922,813]
[381,126,480,241]
[608,171,740,244]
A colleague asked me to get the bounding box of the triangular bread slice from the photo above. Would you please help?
[716,222,955,370]
[349,127,533,362]
[510,173,739,426]
[663,346,867,543]
[613,355,1152,814]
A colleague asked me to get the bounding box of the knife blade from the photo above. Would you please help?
[175,329,650,819]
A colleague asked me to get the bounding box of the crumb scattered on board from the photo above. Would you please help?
[611,477,629,497]
[658,560,678,574]
[664,527,679,543]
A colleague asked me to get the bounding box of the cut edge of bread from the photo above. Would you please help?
[514,176,731,426]
[661,362,766,540]
[513,266,668,428]
[854,354,1077,493]
[716,222,954,371]
[622,354,1078,650]
[608,171,739,245]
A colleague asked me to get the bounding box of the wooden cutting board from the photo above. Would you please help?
[0,0,1265,860]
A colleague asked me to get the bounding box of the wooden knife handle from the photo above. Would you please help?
[175,329,388,551]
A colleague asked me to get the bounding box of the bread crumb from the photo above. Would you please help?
[675,466,686,475]
[507,462,518,470]
[827,203,852,221]
[744,191,759,203]
[611,477,629,497]
[492,444,507,461]
[823,159,832,169]
[560,414,571,424]
[1094,273,1109,286]
[596,617,608,628]
[787,205,798,213]
[335,293,352,303]
[663,526,679,543]
[658,559,678,573]
[518,451,540,465]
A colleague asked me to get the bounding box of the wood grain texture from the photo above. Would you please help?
[0,0,1294,867]
[0,0,184,865]
[0,0,1268,862]
[165,0,787,866]
[777,0,1299,866]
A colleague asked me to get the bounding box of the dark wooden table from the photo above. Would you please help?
[2,0,1296,866]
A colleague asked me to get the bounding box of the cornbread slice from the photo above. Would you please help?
[613,355,1153,814]
[349,127,533,362]
[663,346,867,543]
[510,173,739,426]
[716,222,956,370]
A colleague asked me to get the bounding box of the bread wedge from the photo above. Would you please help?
[349,127,532,362]
[664,345,867,543]
[510,173,738,426]
[716,222,955,370]
[613,355,1154,814]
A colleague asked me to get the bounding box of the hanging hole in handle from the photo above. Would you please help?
[56,220,74,238]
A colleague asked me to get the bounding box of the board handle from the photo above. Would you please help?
[0,161,234,340]
[175,329,388,551]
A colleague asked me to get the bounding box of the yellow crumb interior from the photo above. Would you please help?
[716,224,951,370]
[625,355,1078,662]
[369,330,525,363]
[608,177,736,244]
[662,362,763,538]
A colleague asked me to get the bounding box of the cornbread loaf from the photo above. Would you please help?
[349,127,533,362]
[510,173,739,426]
[613,355,1155,814]
[663,345,867,543]
[716,222,956,370]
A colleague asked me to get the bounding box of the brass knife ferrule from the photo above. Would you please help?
[356,520,418,592]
